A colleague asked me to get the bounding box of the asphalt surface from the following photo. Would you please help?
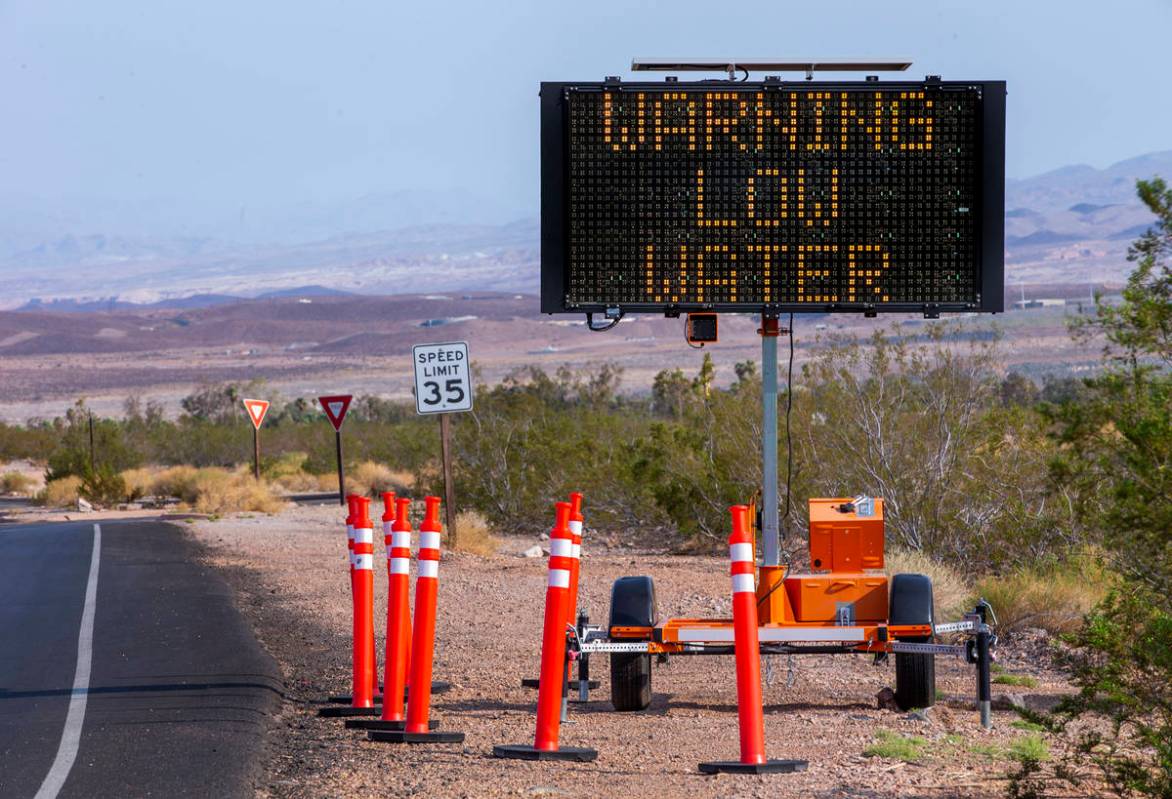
[0,520,282,798]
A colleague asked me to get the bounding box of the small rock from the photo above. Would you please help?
[876,687,900,711]
[539,532,550,541]
[906,707,932,723]
[522,545,545,559]
[76,497,94,513]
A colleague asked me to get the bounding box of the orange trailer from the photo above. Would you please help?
[573,496,996,723]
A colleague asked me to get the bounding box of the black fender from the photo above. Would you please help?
[609,576,657,634]
[889,573,935,632]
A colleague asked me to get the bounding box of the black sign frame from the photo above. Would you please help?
[540,79,1005,315]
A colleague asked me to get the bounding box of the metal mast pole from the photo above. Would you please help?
[760,315,780,566]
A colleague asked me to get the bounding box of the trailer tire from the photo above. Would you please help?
[895,649,935,711]
[608,576,656,712]
[889,573,936,711]
[610,652,652,711]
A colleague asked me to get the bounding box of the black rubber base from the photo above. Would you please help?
[326,682,452,704]
[317,705,380,718]
[368,729,465,744]
[344,718,440,731]
[698,759,809,775]
[493,744,598,762]
[519,679,601,690]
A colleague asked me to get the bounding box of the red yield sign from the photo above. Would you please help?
[318,395,353,431]
[242,398,270,429]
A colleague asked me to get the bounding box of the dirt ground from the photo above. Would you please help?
[184,504,1077,799]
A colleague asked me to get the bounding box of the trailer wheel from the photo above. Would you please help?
[889,573,936,711]
[610,652,652,711]
[895,647,935,711]
[608,576,657,712]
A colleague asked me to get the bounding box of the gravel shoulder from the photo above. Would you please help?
[187,505,1076,799]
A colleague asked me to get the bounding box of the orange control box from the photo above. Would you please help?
[808,497,885,572]
[783,573,889,623]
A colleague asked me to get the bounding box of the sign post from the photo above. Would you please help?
[318,395,354,506]
[412,342,473,549]
[242,399,271,480]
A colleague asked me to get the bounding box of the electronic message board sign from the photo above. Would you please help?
[540,80,1005,315]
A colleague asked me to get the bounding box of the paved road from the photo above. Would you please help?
[0,520,282,798]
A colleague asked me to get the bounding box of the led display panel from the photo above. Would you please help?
[540,81,1004,314]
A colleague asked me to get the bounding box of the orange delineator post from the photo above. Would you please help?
[382,496,412,719]
[566,492,584,633]
[367,496,464,744]
[493,502,597,762]
[699,505,807,775]
[350,498,377,709]
[347,493,377,696]
[320,495,381,717]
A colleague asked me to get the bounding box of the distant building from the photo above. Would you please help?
[1012,298,1066,309]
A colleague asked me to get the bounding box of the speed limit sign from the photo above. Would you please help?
[412,341,473,415]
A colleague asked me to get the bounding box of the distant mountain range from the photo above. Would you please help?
[1003,150,1170,285]
[1,151,1168,309]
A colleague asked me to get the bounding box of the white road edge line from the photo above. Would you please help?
[34,523,102,799]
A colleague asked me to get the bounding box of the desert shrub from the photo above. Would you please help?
[885,548,972,621]
[44,400,143,482]
[40,475,82,507]
[348,461,413,498]
[446,364,661,536]
[450,509,499,556]
[0,471,35,495]
[0,422,56,463]
[79,463,127,507]
[151,465,202,501]
[262,451,309,480]
[974,554,1110,635]
[271,470,335,493]
[1015,177,1172,799]
[792,329,1075,569]
[120,467,156,501]
[633,363,762,544]
[188,469,284,514]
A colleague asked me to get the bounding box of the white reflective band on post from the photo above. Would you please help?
[353,528,374,545]
[568,520,583,535]
[418,560,439,579]
[729,542,754,563]
[731,572,755,594]
[353,554,374,571]
[571,543,581,559]
[419,531,441,551]
[390,557,410,575]
[548,568,570,588]
[346,525,355,542]
[549,538,573,558]
[391,532,412,549]
[382,521,393,536]
[349,553,356,567]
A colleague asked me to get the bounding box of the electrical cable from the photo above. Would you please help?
[684,321,705,349]
[586,311,622,332]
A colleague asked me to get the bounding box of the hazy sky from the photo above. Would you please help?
[2,0,1170,237]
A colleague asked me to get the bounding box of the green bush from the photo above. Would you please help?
[79,463,128,507]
